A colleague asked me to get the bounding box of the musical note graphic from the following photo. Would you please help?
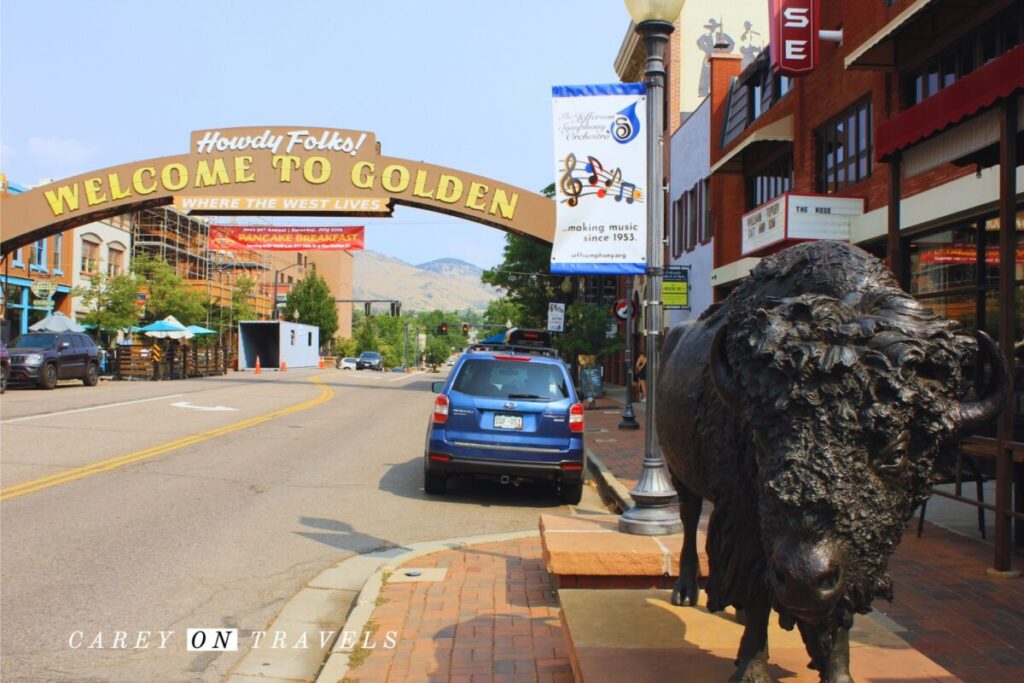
[584,156,625,199]
[616,182,638,204]
[560,153,583,207]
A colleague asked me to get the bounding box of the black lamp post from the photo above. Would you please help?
[618,275,639,430]
[619,0,684,535]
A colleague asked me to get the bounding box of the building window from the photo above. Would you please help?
[52,234,63,273]
[30,239,47,271]
[746,153,793,209]
[108,248,124,277]
[671,196,685,259]
[816,98,872,194]
[901,3,1023,108]
[700,179,712,244]
[81,239,100,274]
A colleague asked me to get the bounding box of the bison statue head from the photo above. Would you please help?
[709,286,1007,628]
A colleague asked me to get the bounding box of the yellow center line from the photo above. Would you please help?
[0,377,335,502]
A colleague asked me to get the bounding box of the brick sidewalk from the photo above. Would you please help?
[584,390,1024,683]
[345,536,572,683]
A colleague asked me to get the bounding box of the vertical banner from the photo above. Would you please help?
[547,302,566,333]
[551,84,647,274]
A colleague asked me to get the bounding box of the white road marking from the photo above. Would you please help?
[170,401,238,412]
[2,394,187,424]
[389,371,426,382]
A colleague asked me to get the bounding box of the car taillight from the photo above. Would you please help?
[429,454,451,462]
[569,402,584,433]
[560,462,583,471]
[433,395,450,424]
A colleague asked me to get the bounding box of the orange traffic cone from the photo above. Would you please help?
[318,356,325,369]
[254,356,262,374]
[280,359,287,372]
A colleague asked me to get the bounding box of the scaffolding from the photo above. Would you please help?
[129,207,274,324]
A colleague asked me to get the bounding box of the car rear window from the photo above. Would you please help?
[452,359,569,400]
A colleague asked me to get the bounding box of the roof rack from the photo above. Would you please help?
[468,343,559,358]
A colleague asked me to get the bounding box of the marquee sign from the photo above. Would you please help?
[768,0,820,77]
[741,193,864,256]
[0,127,555,253]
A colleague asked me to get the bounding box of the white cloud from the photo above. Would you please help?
[27,136,100,173]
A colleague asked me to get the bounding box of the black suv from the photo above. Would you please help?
[8,332,101,389]
[356,351,383,371]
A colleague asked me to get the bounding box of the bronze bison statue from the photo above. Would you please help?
[657,241,1007,682]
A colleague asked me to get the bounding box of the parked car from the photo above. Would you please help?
[0,341,9,394]
[424,347,585,503]
[7,332,100,389]
[356,351,383,371]
[337,356,358,370]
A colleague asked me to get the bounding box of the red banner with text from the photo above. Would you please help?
[768,0,820,77]
[209,226,365,251]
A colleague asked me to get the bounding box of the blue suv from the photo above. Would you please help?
[424,347,585,503]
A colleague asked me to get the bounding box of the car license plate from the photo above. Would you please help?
[494,413,523,430]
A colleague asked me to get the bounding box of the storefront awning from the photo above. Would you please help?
[844,0,939,69]
[876,45,1024,162]
[710,115,793,175]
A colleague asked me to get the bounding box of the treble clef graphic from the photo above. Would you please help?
[560,153,583,207]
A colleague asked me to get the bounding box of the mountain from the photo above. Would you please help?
[353,251,501,312]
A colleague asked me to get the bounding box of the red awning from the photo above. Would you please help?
[876,44,1024,162]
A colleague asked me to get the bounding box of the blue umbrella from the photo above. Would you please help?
[138,320,185,332]
[185,324,217,335]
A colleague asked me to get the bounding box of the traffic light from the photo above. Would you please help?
[462,323,469,335]
[364,302,372,317]
[438,322,448,335]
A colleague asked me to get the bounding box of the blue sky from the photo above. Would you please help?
[1,1,630,269]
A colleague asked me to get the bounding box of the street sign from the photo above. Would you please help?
[547,302,565,333]
[664,267,690,309]
[613,299,631,320]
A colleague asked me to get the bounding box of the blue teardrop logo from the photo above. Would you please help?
[611,102,640,144]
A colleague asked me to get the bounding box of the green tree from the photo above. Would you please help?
[480,183,559,328]
[76,273,143,333]
[424,336,450,369]
[556,302,624,359]
[283,266,338,344]
[230,276,258,322]
[483,297,522,330]
[131,255,207,325]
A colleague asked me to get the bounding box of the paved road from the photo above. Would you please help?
[1,369,575,682]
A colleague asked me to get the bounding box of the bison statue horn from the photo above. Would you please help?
[952,331,1009,432]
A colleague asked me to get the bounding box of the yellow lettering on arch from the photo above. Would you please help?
[194,159,230,188]
[352,162,375,189]
[490,188,519,220]
[465,181,488,212]
[109,173,132,200]
[161,163,188,191]
[436,175,463,204]
[381,164,410,193]
[133,167,157,195]
[43,184,80,217]
[234,156,255,183]
[84,178,108,207]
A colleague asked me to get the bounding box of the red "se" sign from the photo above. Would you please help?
[769,0,820,76]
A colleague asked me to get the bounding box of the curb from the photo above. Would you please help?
[313,529,539,683]
[585,448,634,513]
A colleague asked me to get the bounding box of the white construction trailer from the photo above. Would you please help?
[237,321,320,370]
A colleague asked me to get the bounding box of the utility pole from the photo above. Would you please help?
[403,323,410,370]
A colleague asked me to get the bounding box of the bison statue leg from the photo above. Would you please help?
[797,621,852,683]
[671,476,703,607]
[731,598,772,683]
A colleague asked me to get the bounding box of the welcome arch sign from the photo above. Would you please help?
[0,126,555,253]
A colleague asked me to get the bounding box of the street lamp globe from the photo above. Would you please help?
[624,0,684,25]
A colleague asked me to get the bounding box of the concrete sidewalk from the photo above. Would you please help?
[307,387,1022,683]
